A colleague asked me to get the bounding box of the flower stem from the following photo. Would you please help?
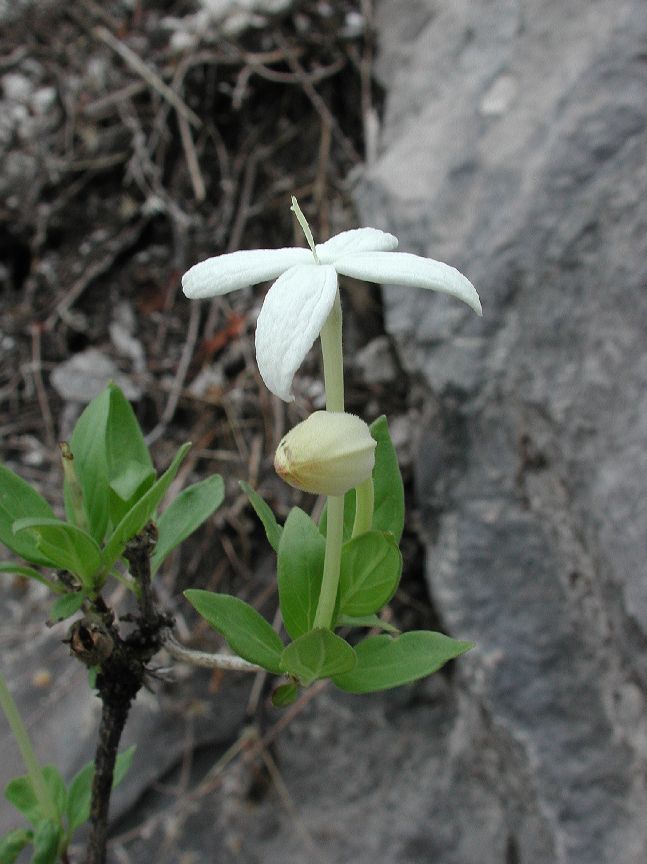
[352,477,374,538]
[0,671,58,823]
[314,288,345,629]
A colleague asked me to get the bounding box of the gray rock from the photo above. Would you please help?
[353,0,647,861]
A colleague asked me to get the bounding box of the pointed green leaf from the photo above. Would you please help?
[151,475,225,575]
[277,508,325,639]
[101,443,191,573]
[184,590,284,674]
[0,828,32,863]
[66,745,135,834]
[12,519,101,592]
[337,531,402,617]
[66,387,111,541]
[332,631,473,693]
[49,592,84,623]
[104,383,154,504]
[335,613,400,635]
[29,820,60,864]
[239,481,283,552]
[0,563,64,595]
[370,416,405,543]
[0,465,56,567]
[280,629,356,686]
[319,416,404,542]
[41,767,65,819]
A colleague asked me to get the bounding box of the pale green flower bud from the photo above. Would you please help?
[274,411,376,497]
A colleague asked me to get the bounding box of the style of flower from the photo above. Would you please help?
[182,212,481,402]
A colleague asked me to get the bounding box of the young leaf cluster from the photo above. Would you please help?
[0,384,224,621]
[186,417,472,702]
[0,748,134,864]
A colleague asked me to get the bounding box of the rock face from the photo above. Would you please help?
[355,0,647,861]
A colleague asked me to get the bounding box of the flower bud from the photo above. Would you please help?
[274,411,376,497]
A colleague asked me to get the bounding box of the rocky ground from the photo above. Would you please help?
[2,1,647,863]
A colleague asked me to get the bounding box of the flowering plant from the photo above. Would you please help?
[182,199,481,701]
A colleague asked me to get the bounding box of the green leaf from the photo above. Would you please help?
[66,746,135,834]
[239,481,283,552]
[41,767,65,820]
[280,629,356,686]
[271,683,298,708]
[12,518,102,592]
[104,384,154,505]
[335,613,400,635]
[332,631,473,693]
[0,465,56,567]
[0,828,32,864]
[0,563,64,595]
[319,416,404,543]
[337,531,402,617]
[370,416,405,543]
[277,508,325,639]
[66,385,155,541]
[101,443,191,573]
[113,745,136,788]
[5,777,40,825]
[184,590,284,674]
[66,387,111,542]
[4,766,63,828]
[29,820,60,864]
[151,475,225,575]
[49,592,84,623]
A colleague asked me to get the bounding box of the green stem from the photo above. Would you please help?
[352,477,374,538]
[313,494,345,629]
[0,671,58,823]
[314,289,345,629]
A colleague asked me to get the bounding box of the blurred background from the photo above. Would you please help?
[1,1,646,862]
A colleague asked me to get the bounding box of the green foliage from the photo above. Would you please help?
[239,481,283,552]
[337,531,402,617]
[333,632,473,693]
[271,682,298,707]
[319,415,405,542]
[0,465,56,567]
[64,746,135,835]
[0,828,32,864]
[65,383,155,541]
[184,590,284,674]
[12,519,102,594]
[1,748,135,862]
[280,629,356,686]
[49,592,84,624]
[0,385,224,608]
[151,475,225,574]
[187,413,474,697]
[277,508,325,639]
[29,820,60,864]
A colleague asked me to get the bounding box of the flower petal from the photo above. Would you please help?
[255,264,338,402]
[316,228,398,263]
[334,251,482,315]
[182,247,312,299]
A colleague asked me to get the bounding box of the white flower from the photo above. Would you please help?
[182,224,481,402]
